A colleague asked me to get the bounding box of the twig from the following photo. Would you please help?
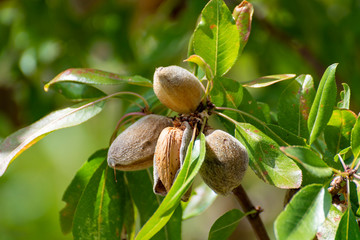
[232,185,270,240]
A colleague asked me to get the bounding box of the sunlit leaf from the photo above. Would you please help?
[60,149,106,234]
[72,160,126,240]
[193,0,240,76]
[324,109,357,155]
[232,0,254,54]
[135,133,206,240]
[184,54,213,80]
[316,204,343,240]
[265,124,307,146]
[44,68,152,91]
[308,64,338,145]
[235,123,302,188]
[278,74,315,139]
[242,74,295,88]
[0,99,106,176]
[337,83,350,109]
[335,208,360,240]
[208,209,245,240]
[182,182,217,220]
[47,82,106,100]
[351,113,360,160]
[281,146,333,185]
[274,184,331,240]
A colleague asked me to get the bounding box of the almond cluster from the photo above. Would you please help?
[107,65,249,199]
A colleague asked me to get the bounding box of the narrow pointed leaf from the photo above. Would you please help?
[351,113,360,160]
[135,133,206,240]
[274,184,331,240]
[324,109,357,155]
[308,64,338,145]
[242,74,295,88]
[60,149,107,234]
[44,68,152,91]
[48,82,106,100]
[193,0,240,76]
[232,0,254,54]
[335,208,360,240]
[235,123,302,188]
[0,99,105,176]
[281,146,333,185]
[72,160,126,239]
[316,204,343,240]
[337,83,350,109]
[208,209,246,240]
[278,74,315,139]
[185,55,213,80]
[182,182,217,220]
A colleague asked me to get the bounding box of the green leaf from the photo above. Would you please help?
[265,124,307,146]
[242,74,295,88]
[48,82,106,100]
[135,133,206,240]
[335,208,360,240]
[308,64,338,145]
[337,83,351,109]
[182,182,217,220]
[60,149,106,234]
[235,123,302,188]
[324,109,357,155]
[351,113,360,161]
[123,185,136,240]
[211,77,243,109]
[72,160,126,240]
[274,184,331,240]
[193,0,240,76]
[185,54,213,80]
[208,209,245,240]
[316,204,343,240]
[232,0,254,54]
[44,68,152,91]
[278,74,316,139]
[281,146,333,185]
[0,99,106,176]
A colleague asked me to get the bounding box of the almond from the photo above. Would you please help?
[200,130,249,195]
[107,114,173,171]
[153,122,192,200]
[153,65,204,113]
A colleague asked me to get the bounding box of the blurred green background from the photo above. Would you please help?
[0,0,359,239]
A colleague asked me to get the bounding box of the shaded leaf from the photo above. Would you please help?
[232,0,254,54]
[182,182,217,220]
[281,146,333,185]
[44,68,152,90]
[351,113,360,160]
[265,124,307,146]
[337,83,350,109]
[48,82,106,100]
[278,74,315,139]
[235,123,302,188]
[208,209,245,240]
[211,77,243,109]
[135,133,206,240]
[123,184,136,240]
[193,0,239,76]
[274,184,331,240]
[72,160,126,240]
[308,64,338,145]
[60,149,106,234]
[335,208,360,240]
[0,99,105,176]
[242,74,295,88]
[316,204,343,240]
[324,109,357,155]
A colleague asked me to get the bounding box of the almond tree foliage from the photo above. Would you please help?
[1,1,360,240]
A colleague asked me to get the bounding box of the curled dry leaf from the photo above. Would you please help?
[153,65,204,113]
[107,114,173,170]
[200,130,249,195]
[153,121,192,200]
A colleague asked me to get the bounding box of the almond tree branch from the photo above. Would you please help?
[232,185,270,240]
